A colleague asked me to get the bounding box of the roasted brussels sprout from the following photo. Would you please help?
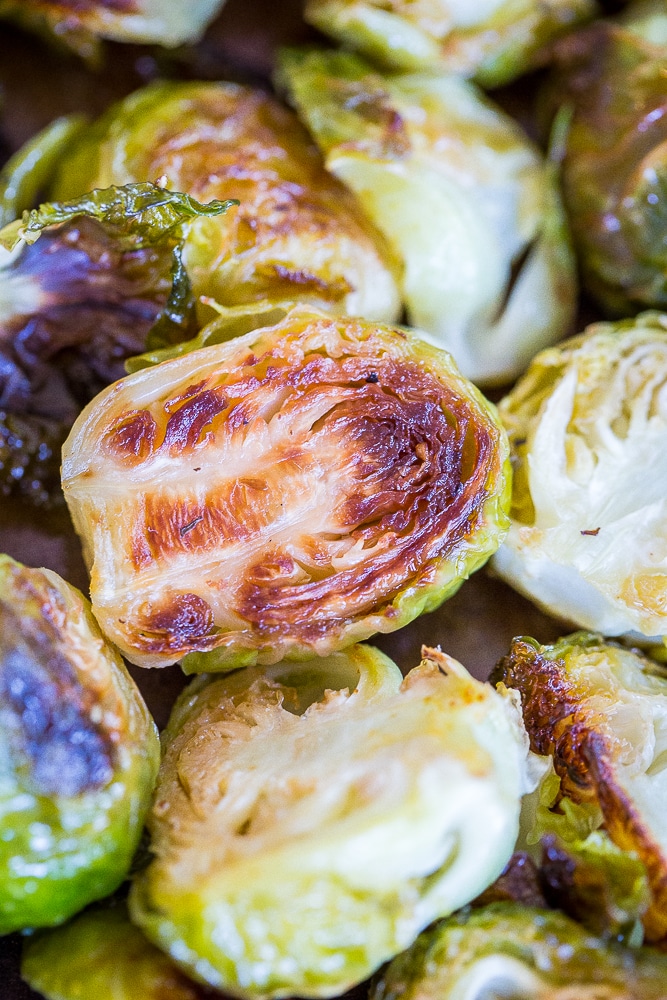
[0,181,232,505]
[303,0,597,86]
[545,1,667,313]
[279,49,576,385]
[370,901,667,1000]
[50,81,402,324]
[495,632,667,940]
[22,901,212,1000]
[0,554,160,934]
[0,0,228,59]
[62,305,510,670]
[492,312,667,639]
[130,645,530,997]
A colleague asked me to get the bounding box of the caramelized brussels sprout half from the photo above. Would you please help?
[22,901,212,1000]
[0,0,228,59]
[370,901,667,1000]
[545,1,667,313]
[50,81,402,324]
[0,181,232,506]
[130,645,530,997]
[62,306,510,670]
[492,313,667,639]
[0,554,160,934]
[279,49,576,385]
[303,0,597,86]
[495,632,667,940]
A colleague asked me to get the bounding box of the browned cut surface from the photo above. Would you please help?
[106,344,501,655]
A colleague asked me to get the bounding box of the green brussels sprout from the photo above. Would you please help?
[62,305,511,671]
[369,901,667,1000]
[22,901,211,1000]
[545,2,667,313]
[0,0,228,59]
[303,0,597,86]
[129,644,530,997]
[492,312,667,639]
[0,554,160,934]
[50,81,402,325]
[495,631,667,940]
[0,181,233,505]
[278,49,576,385]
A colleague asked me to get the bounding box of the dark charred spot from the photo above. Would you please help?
[105,409,157,464]
[161,389,227,455]
[180,515,204,537]
[136,593,215,653]
[235,354,502,639]
[1,648,113,798]
[0,578,115,798]
[0,215,172,504]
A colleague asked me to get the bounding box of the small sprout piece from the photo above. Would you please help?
[492,312,667,639]
[130,645,530,997]
[0,0,228,57]
[279,48,576,385]
[0,555,160,934]
[303,0,597,86]
[495,632,667,940]
[62,306,510,670]
[22,901,211,1000]
[370,901,667,1000]
[0,181,232,505]
[51,81,402,324]
[544,3,667,313]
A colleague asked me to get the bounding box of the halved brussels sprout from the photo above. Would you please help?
[544,1,667,313]
[370,901,667,1000]
[303,0,597,86]
[279,49,576,385]
[495,632,667,940]
[0,181,232,505]
[22,901,211,1000]
[50,81,402,324]
[492,312,667,639]
[0,554,160,934]
[130,644,530,997]
[62,306,511,670]
[0,0,228,59]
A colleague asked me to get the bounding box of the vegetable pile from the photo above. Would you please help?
[2,1,667,999]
